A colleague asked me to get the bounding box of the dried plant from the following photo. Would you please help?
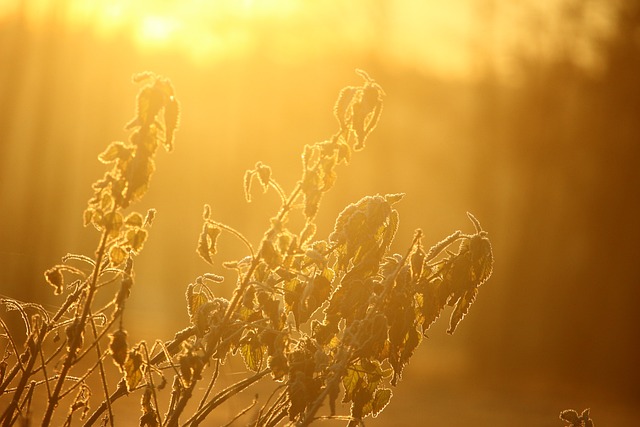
[560,409,594,427]
[1,70,496,426]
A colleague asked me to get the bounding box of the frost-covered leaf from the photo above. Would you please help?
[140,386,159,427]
[301,168,322,220]
[260,240,282,270]
[342,365,365,403]
[369,388,392,418]
[163,95,179,152]
[447,288,478,334]
[124,347,144,391]
[98,141,131,164]
[109,245,127,267]
[109,329,128,369]
[44,266,64,295]
[125,228,148,254]
[255,161,271,192]
[185,284,209,324]
[197,222,221,265]
[240,331,265,372]
[124,212,144,227]
[103,211,124,237]
[299,222,317,245]
[244,170,254,203]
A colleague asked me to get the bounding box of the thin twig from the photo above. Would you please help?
[142,342,163,427]
[89,315,114,427]
[220,395,258,427]
[195,360,219,412]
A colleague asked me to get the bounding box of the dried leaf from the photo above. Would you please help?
[244,169,254,203]
[124,212,144,227]
[163,96,179,152]
[144,208,156,227]
[260,240,282,270]
[197,222,221,265]
[256,161,272,192]
[301,168,322,220]
[109,245,127,267]
[98,141,131,164]
[185,284,209,324]
[125,228,148,254]
[334,86,357,129]
[240,332,265,372]
[103,211,124,237]
[124,347,144,391]
[109,329,128,369]
[140,386,159,427]
[44,266,64,295]
[299,222,317,245]
[447,288,478,334]
[369,388,392,418]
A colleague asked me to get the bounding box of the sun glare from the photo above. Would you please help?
[2,0,613,79]
[138,15,179,45]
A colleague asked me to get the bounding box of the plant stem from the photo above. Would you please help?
[1,323,45,426]
[89,316,114,426]
[81,380,127,427]
[41,229,110,427]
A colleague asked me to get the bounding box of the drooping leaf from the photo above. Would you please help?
[163,96,180,152]
[140,387,159,427]
[109,245,127,267]
[447,288,478,334]
[418,279,447,334]
[240,331,265,372]
[369,388,392,418]
[342,365,365,403]
[260,240,282,270]
[103,211,124,237]
[108,329,128,369]
[244,169,254,202]
[410,243,425,280]
[185,283,209,324]
[197,222,221,265]
[44,266,64,295]
[255,161,272,192]
[299,222,317,245]
[124,212,144,227]
[125,227,148,254]
[559,410,581,424]
[301,168,322,220]
[334,86,357,130]
[124,347,144,391]
[98,141,132,164]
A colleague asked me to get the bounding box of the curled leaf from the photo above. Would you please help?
[197,222,221,265]
[44,266,64,295]
[124,212,144,227]
[124,346,144,391]
[125,228,148,254]
[109,245,127,267]
[143,208,156,227]
[109,329,128,369]
[256,161,272,192]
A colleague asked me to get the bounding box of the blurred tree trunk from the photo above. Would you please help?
[468,0,640,396]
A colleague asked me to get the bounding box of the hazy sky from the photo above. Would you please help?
[0,0,619,79]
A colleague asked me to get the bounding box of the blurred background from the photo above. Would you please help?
[1,0,639,425]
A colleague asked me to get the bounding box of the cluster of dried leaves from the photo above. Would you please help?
[1,71,495,426]
[560,409,595,427]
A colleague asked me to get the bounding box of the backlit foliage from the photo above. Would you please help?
[0,71,500,426]
[560,408,595,427]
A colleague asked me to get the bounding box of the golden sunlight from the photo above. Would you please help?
[0,0,617,79]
